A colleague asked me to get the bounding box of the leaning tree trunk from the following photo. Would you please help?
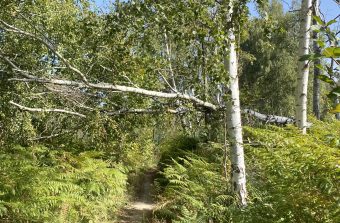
[312,0,321,119]
[296,0,312,134]
[224,0,247,206]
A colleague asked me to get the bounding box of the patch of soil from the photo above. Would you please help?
[117,170,157,223]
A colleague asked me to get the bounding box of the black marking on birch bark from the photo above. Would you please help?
[231,164,241,173]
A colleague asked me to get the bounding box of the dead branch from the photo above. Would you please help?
[9,101,86,118]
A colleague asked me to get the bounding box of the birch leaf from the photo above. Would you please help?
[329,104,340,113]
[313,15,324,25]
[317,75,335,84]
[323,47,340,58]
[316,40,325,48]
[299,53,322,61]
[326,19,337,26]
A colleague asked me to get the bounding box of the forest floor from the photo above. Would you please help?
[117,170,157,223]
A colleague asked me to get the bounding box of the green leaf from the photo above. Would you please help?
[317,75,335,84]
[323,47,340,58]
[313,15,324,25]
[310,24,321,31]
[299,54,314,61]
[326,19,337,26]
[325,65,334,75]
[328,87,340,99]
[329,104,340,114]
[315,64,325,71]
[299,53,322,61]
[331,87,340,95]
[316,40,325,48]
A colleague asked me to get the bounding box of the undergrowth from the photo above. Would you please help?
[155,118,340,223]
[0,145,127,223]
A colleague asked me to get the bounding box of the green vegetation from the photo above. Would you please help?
[0,146,127,222]
[0,0,339,222]
[156,119,340,222]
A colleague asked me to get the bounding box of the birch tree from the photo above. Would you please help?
[223,0,247,206]
[296,0,312,134]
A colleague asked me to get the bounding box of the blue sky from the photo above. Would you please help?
[93,0,339,27]
[247,0,339,22]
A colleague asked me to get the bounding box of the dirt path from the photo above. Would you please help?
[117,170,156,223]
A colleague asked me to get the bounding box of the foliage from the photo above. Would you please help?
[0,145,127,222]
[240,0,299,115]
[0,0,339,222]
[156,154,234,222]
[300,14,340,107]
[159,134,199,166]
[155,119,340,222]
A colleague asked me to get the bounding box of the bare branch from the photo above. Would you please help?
[104,108,181,115]
[5,63,217,110]
[0,54,36,79]
[164,32,177,91]
[9,101,86,118]
[9,77,217,110]
[29,131,72,141]
[158,71,177,92]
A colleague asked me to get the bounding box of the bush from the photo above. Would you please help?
[158,134,199,168]
[0,145,127,222]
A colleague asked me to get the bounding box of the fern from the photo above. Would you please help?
[156,119,340,223]
[156,153,232,222]
[0,145,128,222]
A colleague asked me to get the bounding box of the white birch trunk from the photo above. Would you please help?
[296,0,312,134]
[224,0,247,206]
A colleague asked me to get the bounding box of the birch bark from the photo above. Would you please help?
[296,0,312,134]
[224,0,247,206]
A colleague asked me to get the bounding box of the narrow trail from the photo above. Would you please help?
[117,170,157,223]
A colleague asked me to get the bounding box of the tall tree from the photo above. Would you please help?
[295,0,312,134]
[240,0,299,116]
[312,0,321,119]
[223,0,247,206]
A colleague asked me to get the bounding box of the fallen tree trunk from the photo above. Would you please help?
[243,109,312,127]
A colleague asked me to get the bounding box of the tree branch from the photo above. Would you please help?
[0,22,217,111]
[0,19,89,83]
[9,101,87,118]
[28,131,72,141]
[104,108,183,115]
[1,51,217,111]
